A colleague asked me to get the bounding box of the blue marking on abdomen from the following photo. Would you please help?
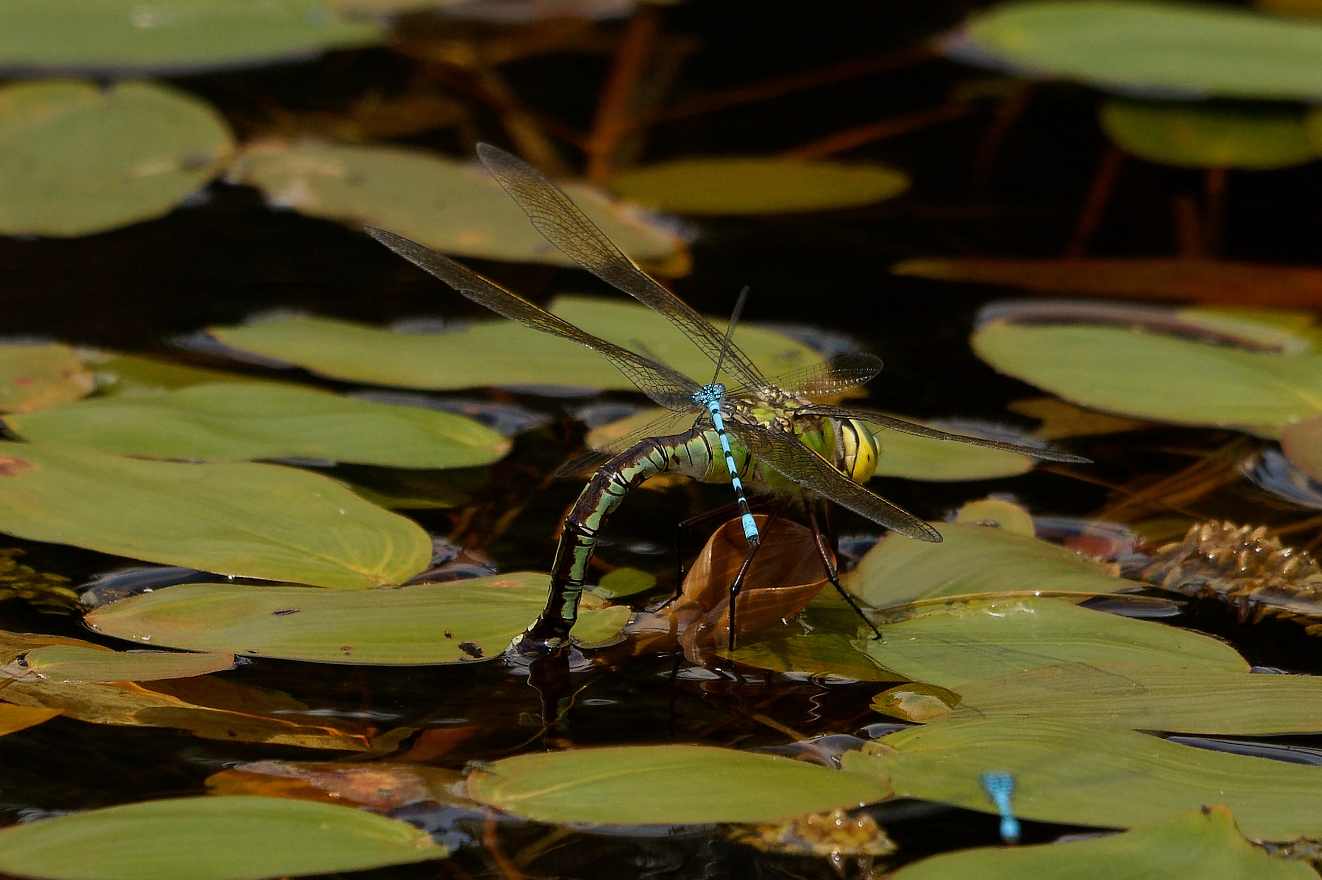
[693,383,760,547]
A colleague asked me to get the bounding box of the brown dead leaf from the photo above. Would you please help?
[206,760,466,811]
[1008,398,1152,440]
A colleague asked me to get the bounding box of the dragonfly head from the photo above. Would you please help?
[690,383,725,407]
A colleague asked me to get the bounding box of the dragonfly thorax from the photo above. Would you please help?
[690,383,726,407]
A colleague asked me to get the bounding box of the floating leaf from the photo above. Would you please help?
[208,298,820,391]
[1100,100,1316,170]
[847,522,1123,610]
[1008,397,1152,439]
[727,592,905,682]
[206,761,467,811]
[228,140,683,268]
[86,572,627,664]
[949,662,1322,734]
[0,795,445,880]
[467,744,891,825]
[953,498,1036,536]
[894,257,1322,310]
[1281,413,1322,483]
[952,0,1322,101]
[844,718,1322,840]
[890,806,1315,880]
[0,444,431,589]
[5,383,510,468]
[0,704,60,737]
[89,354,265,395]
[863,596,1247,688]
[971,320,1322,435]
[593,567,657,600]
[0,1,383,74]
[0,81,233,237]
[608,157,909,215]
[0,344,94,414]
[16,644,235,683]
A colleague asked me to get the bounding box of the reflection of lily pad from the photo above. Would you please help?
[86,573,628,664]
[0,795,446,880]
[608,157,909,215]
[891,806,1314,880]
[17,644,235,683]
[1101,100,1316,169]
[953,1,1322,101]
[0,444,431,589]
[844,718,1322,839]
[0,344,94,414]
[468,744,891,825]
[228,140,683,267]
[0,81,233,237]
[0,1,384,74]
[209,298,820,391]
[5,383,510,468]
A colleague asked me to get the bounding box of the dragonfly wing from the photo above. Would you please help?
[556,409,705,478]
[475,144,767,390]
[367,227,699,411]
[732,421,941,542]
[761,352,884,399]
[797,404,1091,463]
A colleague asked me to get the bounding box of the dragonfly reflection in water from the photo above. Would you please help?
[367,144,1088,653]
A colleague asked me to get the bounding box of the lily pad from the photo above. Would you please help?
[0,1,384,74]
[863,596,1247,688]
[890,806,1315,880]
[843,718,1322,840]
[846,522,1124,610]
[16,644,235,683]
[86,572,628,664]
[89,354,264,395]
[0,704,61,737]
[972,319,1322,436]
[0,81,233,237]
[1100,100,1316,170]
[608,157,909,215]
[952,0,1322,101]
[1280,413,1322,483]
[208,298,821,392]
[228,140,683,268]
[5,383,511,468]
[467,744,891,825]
[0,344,94,414]
[0,443,432,589]
[206,760,468,810]
[0,795,446,880]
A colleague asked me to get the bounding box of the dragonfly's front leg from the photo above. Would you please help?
[807,503,881,640]
[725,509,781,651]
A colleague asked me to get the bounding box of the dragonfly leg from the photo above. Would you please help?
[673,496,777,595]
[726,508,780,651]
[808,503,882,640]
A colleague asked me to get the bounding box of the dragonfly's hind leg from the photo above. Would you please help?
[672,496,778,601]
[726,509,780,651]
[808,503,882,640]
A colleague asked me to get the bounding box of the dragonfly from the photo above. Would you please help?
[366,143,1088,653]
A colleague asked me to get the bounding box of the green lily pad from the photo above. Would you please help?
[950,662,1322,734]
[972,320,1322,436]
[17,644,235,683]
[608,157,909,215]
[209,297,821,391]
[228,141,683,268]
[88,354,264,395]
[85,572,628,664]
[0,81,233,237]
[731,593,905,682]
[0,1,383,74]
[0,704,61,737]
[0,795,445,880]
[467,744,891,825]
[846,522,1124,610]
[0,443,431,589]
[0,344,94,414]
[863,597,1247,689]
[5,383,510,468]
[890,806,1315,880]
[592,567,658,600]
[956,0,1322,101]
[1100,100,1316,170]
[843,718,1322,840]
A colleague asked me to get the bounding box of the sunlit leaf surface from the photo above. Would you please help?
[0,795,445,880]
[890,806,1315,880]
[863,597,1247,688]
[0,345,94,414]
[17,644,236,683]
[86,572,627,664]
[468,744,891,825]
[0,1,383,73]
[229,140,683,267]
[846,522,1123,609]
[844,718,1322,839]
[954,0,1322,100]
[0,81,233,237]
[0,704,61,737]
[1280,413,1322,483]
[727,592,905,682]
[608,156,909,215]
[89,354,263,395]
[972,320,1322,435]
[209,298,821,391]
[5,383,510,468]
[206,760,467,810]
[1101,100,1316,169]
[0,444,432,588]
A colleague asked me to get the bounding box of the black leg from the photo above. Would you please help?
[669,495,776,608]
[808,503,882,640]
[727,509,781,651]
